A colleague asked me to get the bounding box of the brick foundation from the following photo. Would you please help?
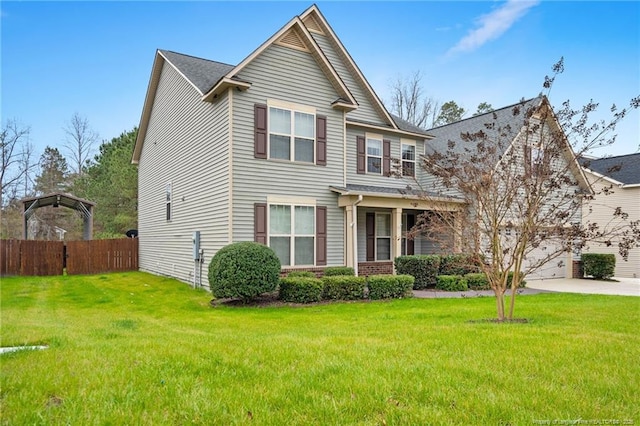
[357,261,394,276]
[572,260,584,278]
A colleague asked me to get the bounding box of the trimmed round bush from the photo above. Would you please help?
[436,274,468,291]
[208,242,281,301]
[279,277,323,303]
[323,266,355,277]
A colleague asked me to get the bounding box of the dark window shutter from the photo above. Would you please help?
[316,115,327,166]
[366,212,375,261]
[316,206,327,265]
[254,203,267,245]
[254,104,268,159]
[383,139,391,176]
[357,136,366,174]
[406,213,415,256]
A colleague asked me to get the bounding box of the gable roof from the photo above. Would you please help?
[581,153,640,186]
[425,95,591,192]
[299,5,399,130]
[425,96,542,156]
[201,13,357,107]
[159,50,235,95]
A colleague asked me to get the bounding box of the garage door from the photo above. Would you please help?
[524,243,567,280]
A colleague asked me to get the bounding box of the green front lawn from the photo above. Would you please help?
[1,272,638,425]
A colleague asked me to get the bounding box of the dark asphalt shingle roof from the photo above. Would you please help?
[425,96,542,157]
[160,50,235,94]
[581,153,640,185]
[330,184,462,201]
[390,114,433,137]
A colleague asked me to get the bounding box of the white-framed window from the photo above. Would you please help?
[269,101,315,163]
[367,137,383,174]
[165,182,172,221]
[401,140,416,177]
[375,212,391,260]
[269,203,315,266]
[526,143,544,175]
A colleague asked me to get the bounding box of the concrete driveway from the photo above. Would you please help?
[526,277,640,296]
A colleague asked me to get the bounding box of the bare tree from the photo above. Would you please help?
[1,120,32,205]
[413,59,639,321]
[387,71,440,129]
[63,112,98,176]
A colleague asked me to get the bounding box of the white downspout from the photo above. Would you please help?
[351,195,363,276]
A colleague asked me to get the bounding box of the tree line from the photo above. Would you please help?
[1,113,138,240]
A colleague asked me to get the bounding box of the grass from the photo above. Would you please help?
[1,272,638,425]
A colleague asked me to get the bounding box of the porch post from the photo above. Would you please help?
[392,207,402,274]
[345,204,354,268]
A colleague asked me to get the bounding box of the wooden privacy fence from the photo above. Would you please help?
[0,240,64,276]
[1,238,138,276]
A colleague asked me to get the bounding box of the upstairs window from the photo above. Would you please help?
[401,141,416,177]
[525,143,545,175]
[269,105,315,163]
[367,138,383,174]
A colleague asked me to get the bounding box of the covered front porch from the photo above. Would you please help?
[331,185,465,276]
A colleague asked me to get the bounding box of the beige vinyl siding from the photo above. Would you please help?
[137,62,230,284]
[583,171,640,278]
[230,44,345,265]
[311,33,385,125]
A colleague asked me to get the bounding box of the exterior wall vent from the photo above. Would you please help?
[276,27,309,52]
[303,14,324,35]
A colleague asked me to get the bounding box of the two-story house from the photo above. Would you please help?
[132,4,584,286]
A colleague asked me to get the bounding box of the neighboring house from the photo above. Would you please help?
[133,5,586,286]
[581,153,640,278]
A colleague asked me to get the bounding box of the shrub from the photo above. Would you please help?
[439,254,481,276]
[394,255,440,289]
[321,275,366,300]
[582,253,616,280]
[208,242,281,302]
[436,275,468,292]
[279,277,323,303]
[465,273,490,290]
[367,274,415,300]
[287,271,316,278]
[507,271,527,288]
[323,266,355,277]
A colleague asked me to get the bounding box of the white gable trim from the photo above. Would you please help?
[202,16,356,108]
[158,50,205,96]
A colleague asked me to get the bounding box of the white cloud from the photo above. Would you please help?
[447,0,540,56]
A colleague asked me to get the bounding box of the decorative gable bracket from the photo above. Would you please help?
[202,77,252,102]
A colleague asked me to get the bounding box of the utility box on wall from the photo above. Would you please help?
[192,231,201,261]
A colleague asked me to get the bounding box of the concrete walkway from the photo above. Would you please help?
[526,277,639,296]
[413,277,639,298]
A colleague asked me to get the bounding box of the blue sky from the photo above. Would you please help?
[2,1,638,161]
